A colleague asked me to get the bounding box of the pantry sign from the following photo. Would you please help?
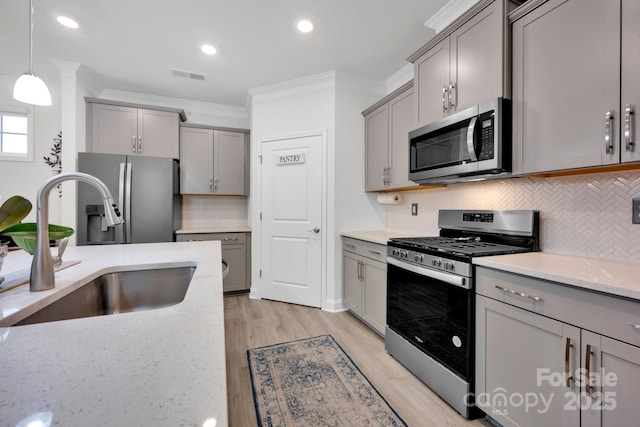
[276,152,305,165]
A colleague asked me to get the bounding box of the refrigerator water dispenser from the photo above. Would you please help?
[86,204,115,243]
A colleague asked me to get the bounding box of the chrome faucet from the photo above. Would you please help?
[30,172,122,292]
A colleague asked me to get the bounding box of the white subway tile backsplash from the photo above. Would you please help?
[386,171,640,262]
[182,196,248,229]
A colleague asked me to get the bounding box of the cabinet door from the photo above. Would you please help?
[221,244,248,292]
[137,109,179,159]
[621,0,640,164]
[343,252,363,315]
[213,130,246,195]
[512,0,620,174]
[388,87,418,190]
[362,258,387,336]
[476,295,580,427]
[449,0,504,114]
[581,332,640,427]
[414,37,450,127]
[90,104,138,155]
[364,104,389,191]
[180,127,213,194]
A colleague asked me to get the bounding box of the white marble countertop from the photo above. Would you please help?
[176,226,251,234]
[0,242,227,426]
[474,252,640,301]
[340,230,424,245]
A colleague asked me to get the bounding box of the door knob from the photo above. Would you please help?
[308,227,320,233]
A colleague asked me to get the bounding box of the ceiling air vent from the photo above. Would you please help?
[169,68,206,81]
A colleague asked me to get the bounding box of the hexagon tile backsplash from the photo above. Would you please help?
[385,170,640,262]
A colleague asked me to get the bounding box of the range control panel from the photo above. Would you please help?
[462,212,494,223]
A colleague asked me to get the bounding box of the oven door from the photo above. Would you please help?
[386,257,473,381]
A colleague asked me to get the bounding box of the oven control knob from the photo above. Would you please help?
[414,254,424,263]
[392,249,399,256]
[432,258,442,268]
[399,250,407,258]
[444,261,454,271]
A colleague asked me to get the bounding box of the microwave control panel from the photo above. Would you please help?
[477,115,494,161]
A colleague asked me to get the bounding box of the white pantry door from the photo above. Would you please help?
[260,134,323,308]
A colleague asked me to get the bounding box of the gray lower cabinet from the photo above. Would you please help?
[408,0,520,127]
[342,237,387,335]
[180,126,248,196]
[511,0,640,174]
[176,232,250,293]
[363,82,418,192]
[476,266,640,427]
[87,100,181,159]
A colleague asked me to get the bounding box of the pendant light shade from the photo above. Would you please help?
[13,0,52,106]
[13,72,52,106]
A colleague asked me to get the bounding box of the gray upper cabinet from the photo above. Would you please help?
[512,0,639,174]
[363,82,418,192]
[87,99,182,159]
[409,0,518,128]
[180,126,248,196]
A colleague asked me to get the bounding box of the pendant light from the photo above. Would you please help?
[13,0,52,106]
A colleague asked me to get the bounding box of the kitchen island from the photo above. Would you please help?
[0,241,227,427]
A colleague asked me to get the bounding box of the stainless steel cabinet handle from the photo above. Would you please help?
[494,285,543,302]
[357,260,362,280]
[307,227,320,234]
[625,105,635,152]
[209,177,213,193]
[137,136,142,154]
[565,337,574,388]
[626,321,640,330]
[221,237,238,241]
[605,110,614,154]
[585,344,594,394]
[345,244,356,250]
[448,82,456,110]
[442,86,449,113]
[214,177,218,193]
[368,250,381,256]
[132,136,136,153]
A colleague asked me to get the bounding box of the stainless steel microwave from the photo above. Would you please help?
[409,98,511,185]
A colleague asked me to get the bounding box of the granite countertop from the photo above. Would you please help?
[473,252,640,301]
[176,226,251,234]
[340,230,424,245]
[0,241,227,426]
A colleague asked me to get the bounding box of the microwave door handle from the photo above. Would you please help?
[466,116,478,162]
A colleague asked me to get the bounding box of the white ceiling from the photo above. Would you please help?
[0,0,450,107]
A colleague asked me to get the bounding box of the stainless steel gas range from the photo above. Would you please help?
[385,209,540,419]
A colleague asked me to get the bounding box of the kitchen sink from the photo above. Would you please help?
[16,266,195,326]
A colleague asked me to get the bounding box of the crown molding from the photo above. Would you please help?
[249,70,385,105]
[385,63,414,95]
[98,89,248,120]
[425,0,481,33]
[51,60,103,96]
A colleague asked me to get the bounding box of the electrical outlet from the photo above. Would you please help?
[633,198,640,224]
[411,203,418,216]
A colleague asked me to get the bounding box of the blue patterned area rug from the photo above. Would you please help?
[247,334,408,427]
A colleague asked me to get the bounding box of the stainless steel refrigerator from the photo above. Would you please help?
[77,153,181,245]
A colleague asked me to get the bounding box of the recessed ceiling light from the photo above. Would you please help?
[56,16,79,29]
[201,44,217,55]
[297,20,314,33]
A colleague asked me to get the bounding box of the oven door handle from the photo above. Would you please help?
[387,257,469,289]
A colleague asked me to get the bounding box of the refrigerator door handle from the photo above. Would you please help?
[116,163,126,244]
[125,162,133,243]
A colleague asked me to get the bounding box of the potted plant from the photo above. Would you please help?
[0,195,74,255]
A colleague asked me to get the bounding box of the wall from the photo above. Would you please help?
[249,71,386,310]
[386,170,640,262]
[0,75,62,224]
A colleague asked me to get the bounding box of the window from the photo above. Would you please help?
[0,109,33,162]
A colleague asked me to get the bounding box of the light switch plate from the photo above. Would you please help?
[633,198,640,224]
[411,203,418,216]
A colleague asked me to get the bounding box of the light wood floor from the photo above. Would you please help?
[224,294,493,427]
